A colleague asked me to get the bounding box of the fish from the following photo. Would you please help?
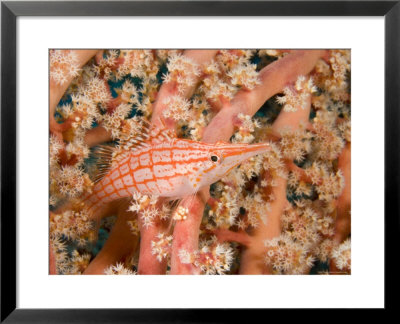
[82,120,270,215]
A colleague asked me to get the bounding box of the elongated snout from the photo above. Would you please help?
[207,142,271,180]
[222,142,271,160]
[197,141,271,187]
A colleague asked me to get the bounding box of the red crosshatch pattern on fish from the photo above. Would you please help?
[81,124,271,216]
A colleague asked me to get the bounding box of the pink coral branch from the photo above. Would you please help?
[137,218,169,275]
[240,177,287,274]
[49,50,99,137]
[171,50,326,274]
[169,196,205,275]
[240,90,312,274]
[136,51,217,274]
[151,49,218,130]
[202,50,327,143]
[334,142,351,244]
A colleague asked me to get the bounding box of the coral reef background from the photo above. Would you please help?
[49,49,351,275]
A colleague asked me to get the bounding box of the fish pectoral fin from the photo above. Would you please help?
[165,198,183,213]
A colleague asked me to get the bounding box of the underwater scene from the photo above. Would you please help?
[49,49,351,275]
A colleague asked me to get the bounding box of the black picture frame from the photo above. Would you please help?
[1,0,398,322]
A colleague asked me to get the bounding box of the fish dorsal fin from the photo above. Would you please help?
[90,145,115,183]
[148,118,176,145]
[118,118,176,152]
[118,118,152,151]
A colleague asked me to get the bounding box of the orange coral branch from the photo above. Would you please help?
[49,242,57,275]
[84,126,113,147]
[213,228,251,247]
[84,200,139,274]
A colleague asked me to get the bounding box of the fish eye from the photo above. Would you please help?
[210,155,219,162]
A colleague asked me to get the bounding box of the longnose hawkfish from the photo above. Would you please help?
[82,119,270,215]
